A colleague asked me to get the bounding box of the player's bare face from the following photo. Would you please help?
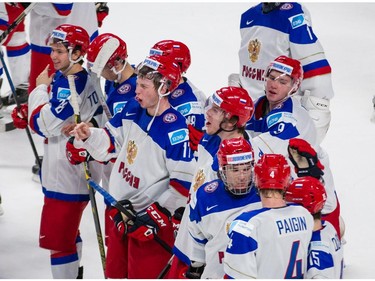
[50,44,70,71]
[101,65,117,81]
[205,104,225,135]
[135,76,159,110]
[225,163,253,191]
[265,70,293,106]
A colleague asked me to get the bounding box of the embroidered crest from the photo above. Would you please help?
[204,181,218,193]
[171,89,184,99]
[248,39,261,63]
[126,140,138,165]
[118,84,131,94]
[163,113,177,123]
[193,169,205,192]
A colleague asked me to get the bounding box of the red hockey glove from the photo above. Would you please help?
[11,103,28,129]
[65,137,92,165]
[108,199,134,239]
[188,124,204,152]
[127,202,171,242]
[288,138,324,179]
[172,207,185,238]
[95,2,109,27]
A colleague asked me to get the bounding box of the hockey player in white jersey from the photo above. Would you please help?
[224,153,314,279]
[185,137,261,279]
[12,24,103,278]
[70,54,195,278]
[233,2,334,144]
[247,55,342,240]
[285,176,344,279]
[167,86,254,278]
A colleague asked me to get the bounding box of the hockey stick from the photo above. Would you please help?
[90,37,120,120]
[67,75,107,278]
[88,179,173,255]
[0,3,37,45]
[0,51,41,167]
[157,254,174,279]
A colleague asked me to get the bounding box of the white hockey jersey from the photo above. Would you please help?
[224,204,314,279]
[246,96,337,215]
[306,220,344,279]
[28,70,103,199]
[238,2,334,102]
[80,98,195,213]
[188,180,261,279]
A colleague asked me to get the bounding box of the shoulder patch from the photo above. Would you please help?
[289,13,306,29]
[168,128,189,145]
[266,112,297,128]
[57,87,71,100]
[229,219,254,237]
[118,84,132,94]
[163,113,178,123]
[171,89,184,99]
[204,181,218,193]
[280,3,293,10]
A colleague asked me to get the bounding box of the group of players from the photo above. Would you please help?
[4,2,344,279]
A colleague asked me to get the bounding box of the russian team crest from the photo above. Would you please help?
[126,140,138,165]
[193,169,205,192]
[248,38,261,63]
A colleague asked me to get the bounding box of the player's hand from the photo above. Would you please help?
[127,202,171,241]
[108,199,134,239]
[95,2,109,27]
[71,122,92,141]
[188,124,204,152]
[288,138,324,179]
[172,207,185,238]
[36,65,54,87]
[65,137,92,165]
[185,261,205,279]
[11,103,28,129]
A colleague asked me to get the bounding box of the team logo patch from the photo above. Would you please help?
[193,169,205,192]
[248,38,261,63]
[163,113,177,123]
[204,181,218,193]
[168,128,189,145]
[118,84,131,94]
[57,87,71,100]
[280,3,293,10]
[126,140,138,165]
[171,89,184,99]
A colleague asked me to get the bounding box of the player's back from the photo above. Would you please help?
[224,204,313,279]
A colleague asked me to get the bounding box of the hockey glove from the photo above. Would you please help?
[127,202,171,242]
[95,2,109,27]
[65,137,93,165]
[172,207,185,238]
[185,261,205,279]
[288,138,324,179]
[11,103,28,129]
[108,199,135,239]
[188,124,204,152]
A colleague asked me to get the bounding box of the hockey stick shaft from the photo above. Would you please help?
[67,75,107,278]
[88,179,173,255]
[157,254,174,279]
[0,51,41,167]
[0,3,37,45]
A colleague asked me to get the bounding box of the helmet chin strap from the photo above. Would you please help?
[112,60,127,83]
[62,48,83,76]
[146,83,169,132]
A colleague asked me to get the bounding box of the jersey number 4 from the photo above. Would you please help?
[284,240,304,279]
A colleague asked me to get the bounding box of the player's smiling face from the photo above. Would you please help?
[50,44,70,71]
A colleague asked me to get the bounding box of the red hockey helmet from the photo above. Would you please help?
[285,176,327,214]
[136,54,182,93]
[149,40,191,73]
[217,137,254,195]
[265,55,303,91]
[209,86,254,128]
[86,33,127,69]
[49,24,90,56]
[254,154,291,190]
